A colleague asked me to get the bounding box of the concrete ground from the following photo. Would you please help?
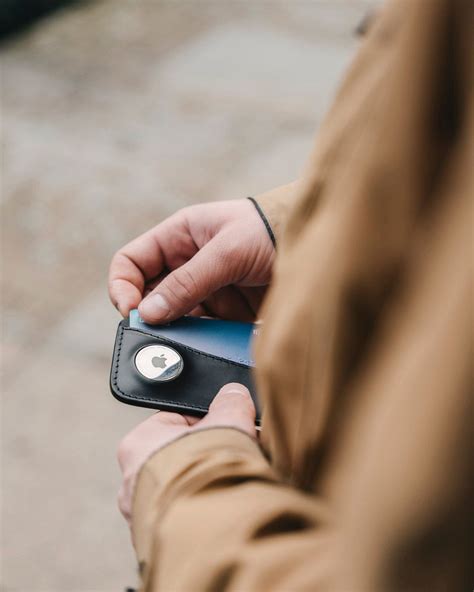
[1,2,370,590]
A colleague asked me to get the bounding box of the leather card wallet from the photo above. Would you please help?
[110,315,260,423]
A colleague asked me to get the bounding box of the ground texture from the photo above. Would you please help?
[1,2,370,589]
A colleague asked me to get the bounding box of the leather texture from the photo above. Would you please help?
[110,320,260,421]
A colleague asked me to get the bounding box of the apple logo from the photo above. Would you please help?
[135,344,183,381]
[152,354,167,369]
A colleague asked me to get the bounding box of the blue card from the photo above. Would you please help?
[129,309,258,366]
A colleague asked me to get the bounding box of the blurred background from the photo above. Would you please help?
[1,1,371,589]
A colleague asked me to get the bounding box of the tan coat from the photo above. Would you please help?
[132,1,473,589]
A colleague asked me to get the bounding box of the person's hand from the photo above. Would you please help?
[117,383,256,523]
[108,199,274,323]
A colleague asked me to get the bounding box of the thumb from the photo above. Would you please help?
[138,238,236,323]
[198,383,256,437]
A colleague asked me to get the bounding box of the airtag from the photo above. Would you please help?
[134,345,183,382]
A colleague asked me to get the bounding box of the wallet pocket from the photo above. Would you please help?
[110,321,260,421]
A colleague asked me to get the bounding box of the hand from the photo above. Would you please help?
[108,199,274,323]
[117,383,256,523]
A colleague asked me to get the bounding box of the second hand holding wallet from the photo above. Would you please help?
[110,310,261,423]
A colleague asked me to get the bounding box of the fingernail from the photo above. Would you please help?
[218,383,249,397]
[139,294,170,320]
[115,301,129,318]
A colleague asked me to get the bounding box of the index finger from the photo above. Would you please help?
[108,227,166,317]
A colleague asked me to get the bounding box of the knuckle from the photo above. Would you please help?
[221,237,240,262]
[167,205,194,228]
[211,406,253,428]
[112,248,130,268]
[168,207,187,224]
[167,267,201,304]
[110,248,122,263]
[218,235,244,274]
[213,390,254,413]
[117,487,130,520]
[108,252,122,280]
[117,435,132,466]
[181,203,206,222]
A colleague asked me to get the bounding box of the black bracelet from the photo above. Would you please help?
[247,197,276,249]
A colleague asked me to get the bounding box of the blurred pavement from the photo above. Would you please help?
[1,1,370,590]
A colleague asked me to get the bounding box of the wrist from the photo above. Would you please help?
[251,181,300,245]
[247,196,276,248]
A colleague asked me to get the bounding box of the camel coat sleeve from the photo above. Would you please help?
[130,0,472,590]
[131,428,333,591]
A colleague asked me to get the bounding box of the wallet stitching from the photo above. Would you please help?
[112,324,235,411]
[113,324,207,410]
[124,326,252,368]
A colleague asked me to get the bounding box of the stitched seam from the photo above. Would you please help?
[112,325,249,409]
[112,325,207,409]
[127,326,252,367]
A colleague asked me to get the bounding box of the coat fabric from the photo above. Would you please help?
[132,1,473,589]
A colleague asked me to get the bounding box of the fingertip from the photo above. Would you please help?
[109,280,142,318]
[138,293,171,324]
[202,382,257,437]
[210,383,256,417]
[115,301,131,318]
[218,382,251,397]
[117,295,141,318]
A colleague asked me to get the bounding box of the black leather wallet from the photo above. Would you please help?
[110,319,260,422]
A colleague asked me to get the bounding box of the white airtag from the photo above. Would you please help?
[134,345,183,382]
